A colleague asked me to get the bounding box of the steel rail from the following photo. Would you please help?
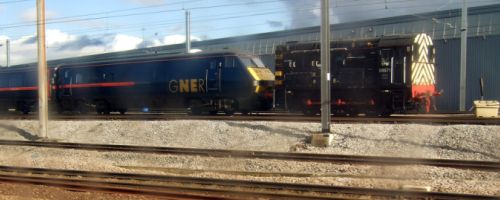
[0,166,497,200]
[0,140,498,171]
[1,113,499,125]
[0,174,343,200]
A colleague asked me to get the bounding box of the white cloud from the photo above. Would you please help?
[110,34,143,51]
[161,34,201,46]
[0,30,204,65]
[21,7,57,22]
[46,29,77,46]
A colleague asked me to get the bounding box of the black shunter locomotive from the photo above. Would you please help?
[274,33,439,116]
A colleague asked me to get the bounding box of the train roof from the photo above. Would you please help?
[4,50,257,70]
[55,50,256,68]
[278,34,418,51]
[0,65,38,73]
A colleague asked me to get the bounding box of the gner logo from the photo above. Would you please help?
[169,79,206,93]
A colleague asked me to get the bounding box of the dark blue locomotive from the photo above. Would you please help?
[0,51,275,115]
[0,66,38,114]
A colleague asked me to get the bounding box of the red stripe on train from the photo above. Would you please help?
[0,86,38,92]
[59,81,136,89]
[0,82,135,92]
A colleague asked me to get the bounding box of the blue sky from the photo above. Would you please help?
[0,0,498,65]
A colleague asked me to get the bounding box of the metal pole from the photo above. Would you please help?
[320,0,331,133]
[6,39,10,67]
[185,10,191,53]
[459,0,467,111]
[37,0,48,138]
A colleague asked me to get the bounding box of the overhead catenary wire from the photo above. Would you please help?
[0,0,496,30]
[0,0,31,4]
[0,0,283,29]
[1,0,498,48]
[14,10,500,57]
[3,0,495,65]
[5,0,498,40]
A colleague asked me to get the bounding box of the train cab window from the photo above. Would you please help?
[252,57,265,68]
[240,57,263,68]
[225,57,236,68]
[240,57,253,68]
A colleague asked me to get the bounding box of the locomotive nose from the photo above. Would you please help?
[255,80,274,98]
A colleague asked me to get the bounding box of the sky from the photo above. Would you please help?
[0,0,498,65]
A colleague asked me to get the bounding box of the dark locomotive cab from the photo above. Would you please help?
[275,34,437,116]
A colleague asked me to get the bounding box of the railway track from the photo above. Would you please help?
[1,112,499,125]
[1,140,498,171]
[0,166,497,200]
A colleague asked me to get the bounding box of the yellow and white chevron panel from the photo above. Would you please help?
[411,33,436,86]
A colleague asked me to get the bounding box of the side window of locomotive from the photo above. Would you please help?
[108,73,115,82]
[345,51,366,67]
[75,73,83,84]
[63,70,73,84]
[380,49,393,67]
[332,52,346,67]
[8,74,22,87]
[210,60,217,70]
[100,70,115,82]
[0,74,7,87]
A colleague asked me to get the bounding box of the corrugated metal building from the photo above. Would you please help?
[12,4,500,112]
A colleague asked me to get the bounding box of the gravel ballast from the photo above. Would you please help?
[0,120,498,160]
[0,119,498,196]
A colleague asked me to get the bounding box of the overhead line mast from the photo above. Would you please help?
[37,0,48,138]
[320,0,331,133]
[459,0,468,111]
[186,9,191,53]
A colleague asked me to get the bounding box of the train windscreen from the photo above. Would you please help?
[240,57,265,68]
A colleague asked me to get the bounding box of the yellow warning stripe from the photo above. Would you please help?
[247,67,275,81]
